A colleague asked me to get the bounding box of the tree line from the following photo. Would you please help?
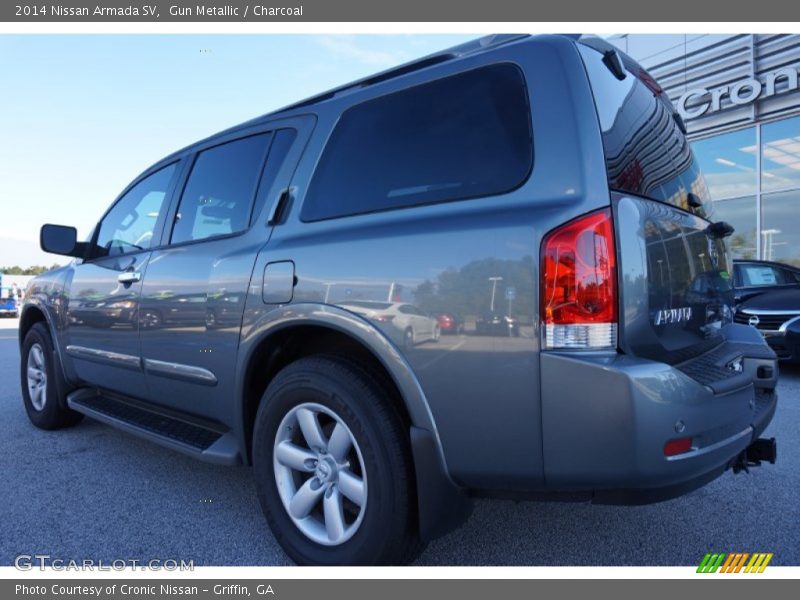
[0,264,62,276]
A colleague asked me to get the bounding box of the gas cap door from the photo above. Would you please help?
[262,261,295,304]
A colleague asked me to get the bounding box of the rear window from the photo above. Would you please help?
[301,63,533,222]
[578,43,711,211]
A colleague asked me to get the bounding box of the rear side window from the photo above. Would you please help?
[301,63,532,222]
[250,128,297,225]
[578,43,711,211]
[172,133,272,244]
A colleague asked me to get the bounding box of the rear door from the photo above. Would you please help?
[578,40,736,367]
[137,119,309,423]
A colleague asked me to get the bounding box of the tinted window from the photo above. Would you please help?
[578,44,711,212]
[786,269,800,284]
[250,129,297,225]
[172,134,271,244]
[301,63,532,222]
[95,163,176,257]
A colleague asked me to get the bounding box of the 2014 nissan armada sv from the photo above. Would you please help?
[20,35,779,565]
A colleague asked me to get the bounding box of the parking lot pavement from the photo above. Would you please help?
[1,329,798,566]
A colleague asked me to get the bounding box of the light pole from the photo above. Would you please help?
[488,276,503,312]
[761,229,781,261]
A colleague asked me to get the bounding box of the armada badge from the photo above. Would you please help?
[654,307,693,326]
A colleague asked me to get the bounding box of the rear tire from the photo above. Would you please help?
[402,327,414,350]
[252,355,423,565]
[20,322,83,430]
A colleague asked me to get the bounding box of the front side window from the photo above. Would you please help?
[94,163,177,257]
[301,63,533,222]
[171,133,272,244]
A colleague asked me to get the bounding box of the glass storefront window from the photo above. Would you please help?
[761,115,800,193]
[711,196,757,259]
[692,128,757,200]
[761,190,800,267]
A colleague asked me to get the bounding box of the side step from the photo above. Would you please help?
[67,389,241,465]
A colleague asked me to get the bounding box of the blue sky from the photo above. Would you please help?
[0,34,475,266]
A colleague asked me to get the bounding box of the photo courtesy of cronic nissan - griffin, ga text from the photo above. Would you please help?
[19,34,779,566]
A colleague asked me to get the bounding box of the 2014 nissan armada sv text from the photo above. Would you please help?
[20,35,779,565]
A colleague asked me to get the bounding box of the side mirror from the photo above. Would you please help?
[40,224,84,257]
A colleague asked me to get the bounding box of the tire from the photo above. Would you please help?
[20,322,83,430]
[252,355,422,565]
[402,327,414,350]
[432,325,440,342]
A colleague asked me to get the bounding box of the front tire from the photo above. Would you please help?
[20,322,83,430]
[252,355,422,565]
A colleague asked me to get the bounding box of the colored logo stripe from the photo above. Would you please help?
[697,552,773,573]
[697,553,725,573]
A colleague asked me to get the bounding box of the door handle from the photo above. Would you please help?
[267,187,293,225]
[118,271,142,284]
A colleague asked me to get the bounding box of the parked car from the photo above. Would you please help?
[19,34,778,566]
[475,312,520,337]
[338,300,440,347]
[733,259,800,304]
[735,289,800,362]
[0,288,19,317]
[435,313,464,335]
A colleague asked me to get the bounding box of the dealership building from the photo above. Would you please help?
[610,34,800,266]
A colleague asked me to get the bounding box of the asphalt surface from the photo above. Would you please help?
[1,318,798,566]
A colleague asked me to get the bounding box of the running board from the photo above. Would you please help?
[67,389,240,465]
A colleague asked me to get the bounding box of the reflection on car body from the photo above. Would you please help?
[338,300,440,348]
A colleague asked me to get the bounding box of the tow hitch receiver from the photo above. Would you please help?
[733,437,777,474]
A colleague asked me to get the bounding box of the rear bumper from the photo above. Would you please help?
[540,328,778,503]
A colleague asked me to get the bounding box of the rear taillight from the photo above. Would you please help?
[541,208,617,350]
[374,315,395,323]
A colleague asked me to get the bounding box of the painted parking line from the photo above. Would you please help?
[418,339,467,371]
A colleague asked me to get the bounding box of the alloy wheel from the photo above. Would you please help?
[273,402,367,546]
[26,343,47,411]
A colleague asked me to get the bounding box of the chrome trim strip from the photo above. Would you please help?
[665,426,752,462]
[780,315,800,333]
[65,345,142,370]
[738,309,800,316]
[144,358,218,386]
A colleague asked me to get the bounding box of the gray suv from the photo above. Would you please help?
[19,35,778,566]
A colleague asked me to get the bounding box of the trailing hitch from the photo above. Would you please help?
[733,437,777,474]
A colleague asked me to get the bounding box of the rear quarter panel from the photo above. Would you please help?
[257,36,611,489]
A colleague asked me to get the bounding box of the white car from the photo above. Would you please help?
[339,301,440,347]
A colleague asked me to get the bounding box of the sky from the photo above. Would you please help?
[0,34,476,267]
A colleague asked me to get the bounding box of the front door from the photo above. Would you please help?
[64,163,179,397]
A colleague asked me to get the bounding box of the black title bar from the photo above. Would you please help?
[3,0,800,22]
